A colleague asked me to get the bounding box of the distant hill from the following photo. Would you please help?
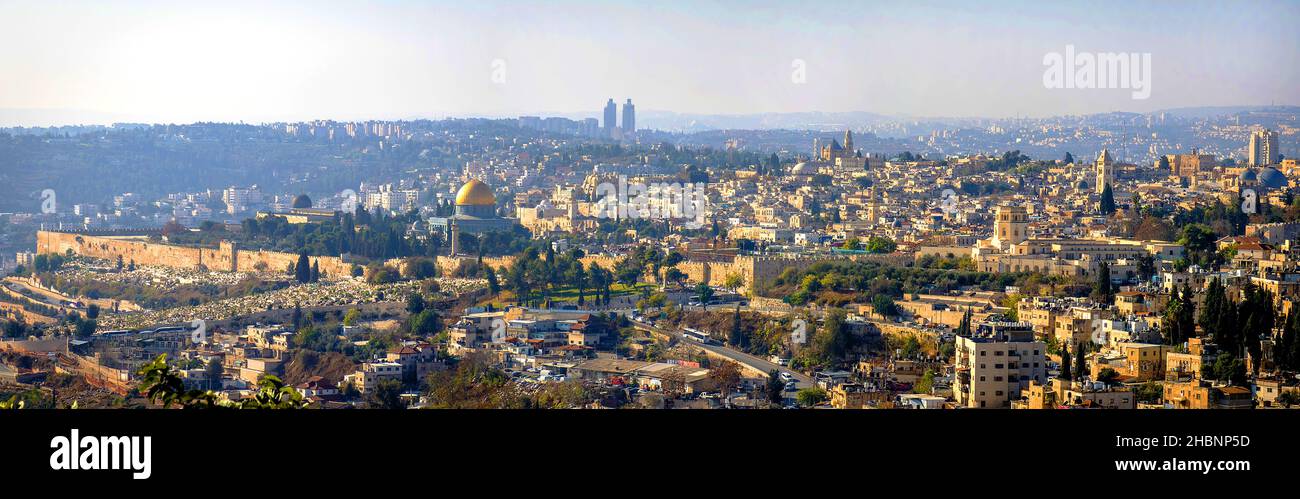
[1150,105,1300,120]
[637,110,897,133]
[632,105,1299,132]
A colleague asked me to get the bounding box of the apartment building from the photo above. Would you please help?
[342,361,403,393]
[1090,342,1170,382]
[953,321,1047,408]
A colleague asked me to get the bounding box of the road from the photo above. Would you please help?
[2,280,68,309]
[631,319,814,393]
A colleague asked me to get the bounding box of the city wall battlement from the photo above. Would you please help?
[38,231,863,292]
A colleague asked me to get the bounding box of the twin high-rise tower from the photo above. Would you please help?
[603,98,635,139]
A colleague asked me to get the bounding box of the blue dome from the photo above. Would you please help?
[1240,169,1258,183]
[1258,167,1288,189]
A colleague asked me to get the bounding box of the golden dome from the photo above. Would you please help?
[454,178,496,206]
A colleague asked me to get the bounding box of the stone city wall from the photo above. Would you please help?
[36,231,352,277]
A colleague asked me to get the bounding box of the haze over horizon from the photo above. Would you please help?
[2,0,1298,127]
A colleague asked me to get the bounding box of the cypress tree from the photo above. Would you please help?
[485,266,500,294]
[1094,261,1113,303]
[295,252,311,284]
[1100,183,1116,214]
[1199,278,1223,341]
[729,306,745,348]
[1059,343,1072,381]
[1075,343,1087,381]
[1217,299,1238,353]
[1178,283,1196,344]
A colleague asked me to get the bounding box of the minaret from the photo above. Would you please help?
[449,220,460,256]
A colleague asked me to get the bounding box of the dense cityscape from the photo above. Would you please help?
[1,100,1297,412]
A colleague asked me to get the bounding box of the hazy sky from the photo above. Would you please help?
[1,0,1297,126]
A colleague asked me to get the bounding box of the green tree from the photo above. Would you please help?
[913,369,936,394]
[294,252,311,284]
[1178,224,1216,264]
[403,257,437,280]
[1096,368,1119,385]
[1001,294,1021,321]
[1178,283,1197,345]
[766,370,786,404]
[1134,381,1163,403]
[406,293,426,315]
[1199,278,1226,345]
[872,294,899,318]
[73,317,96,338]
[484,265,501,294]
[205,358,224,391]
[695,283,714,309]
[410,309,441,336]
[1099,183,1116,214]
[663,267,686,289]
[343,308,361,327]
[1059,343,1072,381]
[1092,261,1113,303]
[865,236,897,254]
[3,318,28,339]
[1278,390,1300,408]
[817,308,854,363]
[1212,352,1248,386]
[369,379,405,409]
[570,263,589,305]
[1240,284,1273,373]
[1275,312,1300,372]
[1162,285,1197,347]
[1136,254,1156,282]
[795,387,828,407]
[724,273,745,293]
[728,306,746,348]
